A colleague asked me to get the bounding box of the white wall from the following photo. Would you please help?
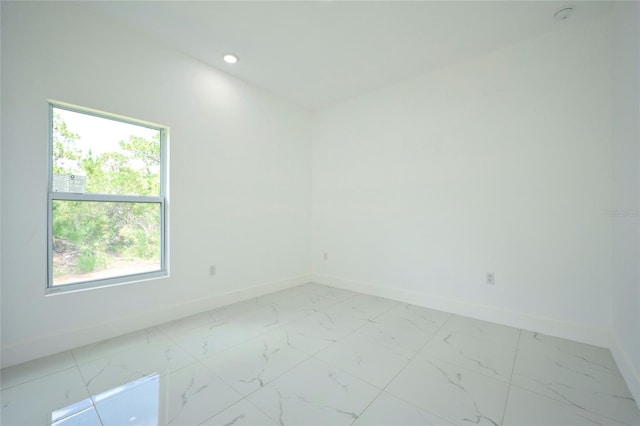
[312,16,612,346]
[611,1,640,404]
[0,2,311,368]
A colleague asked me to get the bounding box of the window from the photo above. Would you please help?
[47,102,167,293]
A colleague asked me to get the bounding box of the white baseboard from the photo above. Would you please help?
[313,273,610,348]
[610,332,640,406]
[1,274,311,369]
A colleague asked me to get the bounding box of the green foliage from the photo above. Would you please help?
[77,246,98,273]
[52,113,82,175]
[52,112,161,279]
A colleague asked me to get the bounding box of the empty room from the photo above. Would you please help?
[1,1,639,425]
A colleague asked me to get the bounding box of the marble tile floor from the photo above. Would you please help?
[1,283,639,426]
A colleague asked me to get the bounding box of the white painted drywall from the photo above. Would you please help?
[610,0,640,404]
[0,2,311,367]
[312,16,613,346]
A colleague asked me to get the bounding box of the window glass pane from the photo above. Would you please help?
[52,108,161,196]
[52,200,161,286]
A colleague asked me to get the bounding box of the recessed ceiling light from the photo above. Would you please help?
[554,6,574,21]
[223,53,239,64]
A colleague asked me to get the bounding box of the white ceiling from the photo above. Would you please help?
[87,1,613,110]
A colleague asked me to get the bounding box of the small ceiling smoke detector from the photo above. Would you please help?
[223,53,239,64]
[554,7,574,21]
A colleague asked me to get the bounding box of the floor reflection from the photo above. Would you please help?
[52,373,159,425]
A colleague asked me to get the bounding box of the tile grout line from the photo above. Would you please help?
[0,361,78,392]
[506,379,638,425]
[70,350,106,426]
[349,387,386,426]
[499,328,522,425]
[194,285,361,426]
[344,303,450,425]
[210,288,401,425]
[154,323,279,426]
[150,301,297,425]
[66,295,283,425]
[206,353,315,426]
[155,286,337,362]
[331,307,457,426]
[175,285,358,425]
[402,319,521,424]
[356,311,455,425]
[509,332,639,425]
[419,329,521,385]
[295,355,410,425]
[321,297,403,345]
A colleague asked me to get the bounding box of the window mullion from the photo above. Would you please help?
[50,192,162,203]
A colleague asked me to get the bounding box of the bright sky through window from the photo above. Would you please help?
[56,108,158,158]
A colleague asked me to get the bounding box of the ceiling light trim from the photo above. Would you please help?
[223,53,239,64]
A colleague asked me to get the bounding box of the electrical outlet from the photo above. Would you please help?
[323,252,328,261]
[486,272,495,285]
[209,265,216,276]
